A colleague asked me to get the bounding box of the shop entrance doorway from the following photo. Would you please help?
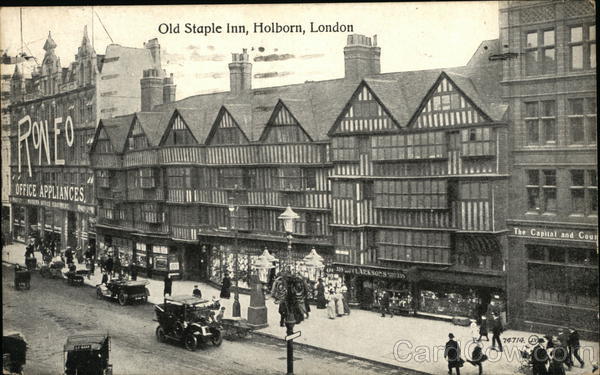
[67,211,77,248]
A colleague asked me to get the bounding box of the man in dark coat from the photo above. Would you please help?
[130,262,138,281]
[549,339,568,375]
[444,333,462,375]
[467,342,487,375]
[163,275,173,296]
[380,290,393,318]
[220,272,231,299]
[567,328,584,368]
[491,313,503,352]
[104,255,114,278]
[531,337,549,375]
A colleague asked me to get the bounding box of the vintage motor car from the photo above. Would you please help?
[96,279,149,306]
[154,295,223,351]
[3,332,27,374]
[14,265,31,291]
[64,333,112,375]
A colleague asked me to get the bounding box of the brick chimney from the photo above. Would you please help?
[229,49,252,94]
[163,73,176,104]
[344,34,381,81]
[140,68,163,111]
[144,38,161,70]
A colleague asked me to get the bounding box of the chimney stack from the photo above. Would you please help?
[140,68,163,111]
[163,73,176,104]
[144,38,161,69]
[229,49,252,94]
[343,34,381,81]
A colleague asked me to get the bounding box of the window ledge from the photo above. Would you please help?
[541,212,557,217]
[525,211,540,215]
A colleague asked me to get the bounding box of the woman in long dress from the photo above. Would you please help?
[326,290,336,319]
[316,279,327,309]
[341,284,351,315]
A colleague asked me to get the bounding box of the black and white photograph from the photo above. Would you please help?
[1,2,597,374]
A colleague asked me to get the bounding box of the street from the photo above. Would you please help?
[2,264,411,375]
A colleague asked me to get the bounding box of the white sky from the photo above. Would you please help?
[0,2,499,99]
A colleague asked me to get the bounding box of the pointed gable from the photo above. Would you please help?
[206,107,250,145]
[411,73,492,129]
[91,115,133,154]
[160,109,201,146]
[260,101,312,143]
[92,126,114,154]
[329,83,399,135]
[125,117,149,150]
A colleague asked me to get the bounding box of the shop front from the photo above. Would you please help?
[98,230,182,279]
[507,224,598,339]
[201,232,332,292]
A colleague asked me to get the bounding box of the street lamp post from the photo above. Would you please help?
[228,194,241,318]
[278,206,299,375]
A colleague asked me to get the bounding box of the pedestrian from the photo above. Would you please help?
[334,289,344,317]
[445,333,463,375]
[101,272,108,285]
[341,284,350,315]
[468,319,480,343]
[491,313,503,352]
[65,246,74,266]
[104,255,114,278]
[467,342,487,375]
[163,274,173,297]
[326,289,336,319]
[531,337,549,375]
[114,256,122,278]
[215,307,225,323]
[303,278,311,319]
[567,327,584,368]
[380,290,393,318]
[548,339,568,375]
[220,272,231,299]
[315,278,327,309]
[193,285,202,297]
[130,262,138,281]
[279,300,287,326]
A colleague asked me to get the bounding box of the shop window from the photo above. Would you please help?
[525,29,555,76]
[547,247,565,263]
[527,246,545,261]
[569,24,596,70]
[568,98,596,145]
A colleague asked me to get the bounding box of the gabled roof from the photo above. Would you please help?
[134,111,172,147]
[93,114,134,154]
[150,39,504,142]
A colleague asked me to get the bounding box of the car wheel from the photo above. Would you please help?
[156,326,166,343]
[118,292,127,306]
[211,329,223,346]
[184,334,197,351]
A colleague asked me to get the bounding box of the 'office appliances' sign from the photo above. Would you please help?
[17,115,75,177]
[13,182,86,203]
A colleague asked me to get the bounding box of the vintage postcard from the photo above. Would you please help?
[1,2,597,374]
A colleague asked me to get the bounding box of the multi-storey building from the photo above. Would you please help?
[90,33,512,321]
[499,0,597,337]
[8,27,169,251]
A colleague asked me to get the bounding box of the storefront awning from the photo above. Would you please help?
[463,234,501,255]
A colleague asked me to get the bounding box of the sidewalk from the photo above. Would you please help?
[4,242,598,374]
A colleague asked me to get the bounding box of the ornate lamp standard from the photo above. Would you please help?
[277,206,300,375]
[228,194,241,318]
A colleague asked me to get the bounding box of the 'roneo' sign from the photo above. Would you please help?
[17,115,75,177]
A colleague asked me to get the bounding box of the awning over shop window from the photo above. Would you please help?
[463,234,501,255]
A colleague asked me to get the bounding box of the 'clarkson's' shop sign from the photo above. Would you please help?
[13,183,86,203]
